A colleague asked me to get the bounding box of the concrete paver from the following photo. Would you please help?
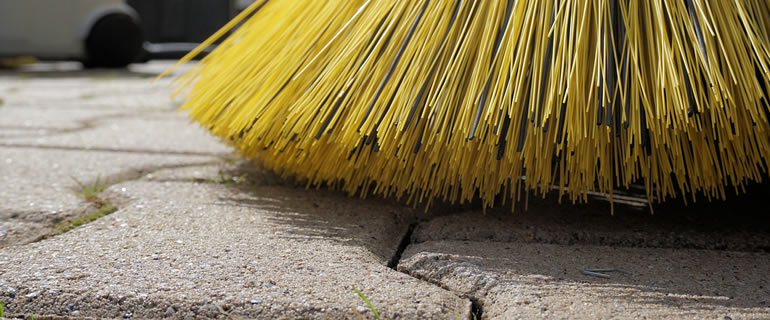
[2,113,231,156]
[1,65,229,247]
[400,200,770,319]
[400,240,769,319]
[0,147,218,246]
[0,178,470,319]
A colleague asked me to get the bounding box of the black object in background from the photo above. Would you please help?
[127,0,237,43]
[128,0,253,60]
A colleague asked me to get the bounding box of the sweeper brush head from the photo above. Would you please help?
[163,0,770,209]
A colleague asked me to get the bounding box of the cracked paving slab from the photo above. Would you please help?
[1,61,232,247]
[0,147,219,246]
[399,240,770,319]
[0,178,470,319]
[1,114,231,156]
[399,198,770,319]
[0,78,229,155]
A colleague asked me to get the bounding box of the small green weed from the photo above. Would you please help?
[1,300,4,317]
[72,176,109,201]
[354,288,380,320]
[54,203,117,233]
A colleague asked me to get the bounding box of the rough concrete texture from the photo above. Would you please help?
[0,63,229,247]
[0,147,216,245]
[2,61,769,319]
[400,240,769,319]
[0,179,469,319]
[400,199,770,319]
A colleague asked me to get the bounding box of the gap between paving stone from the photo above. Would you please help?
[0,112,161,140]
[397,240,770,319]
[214,162,481,319]
[178,162,494,319]
[393,246,488,320]
[364,204,487,320]
[387,219,484,320]
[392,195,770,319]
[0,176,474,318]
[385,223,486,319]
[0,143,230,158]
[1,152,475,318]
[0,113,132,139]
[184,161,483,319]
[22,160,225,246]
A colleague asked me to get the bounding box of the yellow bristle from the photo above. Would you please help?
[168,0,770,210]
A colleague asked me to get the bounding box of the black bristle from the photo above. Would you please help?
[640,102,651,155]
[516,76,533,152]
[469,0,514,140]
[358,1,425,131]
[534,1,557,129]
[497,115,511,160]
[404,1,461,132]
[556,101,567,144]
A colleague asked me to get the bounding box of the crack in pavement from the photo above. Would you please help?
[0,164,475,319]
[387,218,480,320]
[392,200,770,320]
[2,160,226,247]
[387,223,416,269]
[0,115,124,140]
[0,143,231,158]
[469,297,484,320]
[0,106,196,141]
[0,112,165,139]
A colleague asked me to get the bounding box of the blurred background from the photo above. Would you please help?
[0,0,256,68]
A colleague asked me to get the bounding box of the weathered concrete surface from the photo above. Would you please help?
[0,62,229,247]
[0,147,217,245]
[0,62,470,318]
[400,240,769,319]
[400,199,770,319]
[0,178,469,319]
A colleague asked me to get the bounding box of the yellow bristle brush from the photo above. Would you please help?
[160,0,770,211]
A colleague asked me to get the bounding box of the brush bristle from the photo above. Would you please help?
[169,0,770,209]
